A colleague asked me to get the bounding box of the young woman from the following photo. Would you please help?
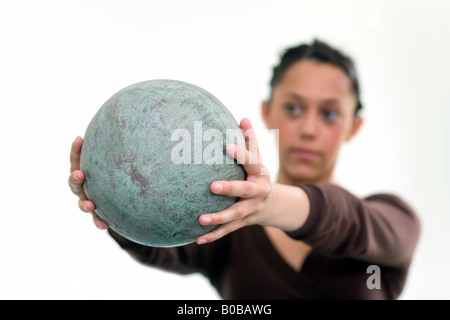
[69,39,420,299]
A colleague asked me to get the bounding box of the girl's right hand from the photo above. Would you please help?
[68,136,108,230]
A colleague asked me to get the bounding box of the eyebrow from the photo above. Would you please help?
[285,93,342,105]
[285,93,304,102]
[322,99,342,105]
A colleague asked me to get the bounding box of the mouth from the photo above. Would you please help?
[289,148,321,161]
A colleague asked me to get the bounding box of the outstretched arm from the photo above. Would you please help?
[197,118,420,268]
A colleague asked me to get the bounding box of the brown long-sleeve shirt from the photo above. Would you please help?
[108,183,421,299]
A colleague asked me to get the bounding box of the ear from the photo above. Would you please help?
[261,100,271,129]
[346,115,363,141]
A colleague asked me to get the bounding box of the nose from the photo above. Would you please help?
[299,111,318,140]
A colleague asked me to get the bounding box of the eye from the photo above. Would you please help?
[321,109,340,122]
[283,104,302,116]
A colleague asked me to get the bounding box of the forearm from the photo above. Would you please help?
[108,228,204,274]
[261,183,310,232]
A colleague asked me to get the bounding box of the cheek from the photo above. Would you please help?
[272,117,297,149]
[321,123,348,157]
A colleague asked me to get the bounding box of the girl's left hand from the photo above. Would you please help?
[197,118,273,244]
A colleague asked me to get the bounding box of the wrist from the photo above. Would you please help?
[261,183,310,232]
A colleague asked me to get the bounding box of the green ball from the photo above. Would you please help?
[80,79,246,247]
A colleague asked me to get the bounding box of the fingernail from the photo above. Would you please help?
[197,238,207,245]
[212,183,223,193]
[201,216,212,225]
[96,222,107,230]
[73,172,80,182]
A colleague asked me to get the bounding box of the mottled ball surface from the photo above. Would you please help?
[80,79,246,247]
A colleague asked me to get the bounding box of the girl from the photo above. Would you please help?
[69,39,420,299]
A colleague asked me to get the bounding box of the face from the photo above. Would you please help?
[262,59,363,184]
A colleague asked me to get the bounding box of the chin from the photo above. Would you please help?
[284,165,321,184]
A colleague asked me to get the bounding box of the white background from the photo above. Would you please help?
[0,0,449,299]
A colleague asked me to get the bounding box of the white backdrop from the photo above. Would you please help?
[0,0,449,299]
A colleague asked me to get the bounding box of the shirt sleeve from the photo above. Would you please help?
[107,228,230,283]
[107,229,200,274]
[286,183,421,267]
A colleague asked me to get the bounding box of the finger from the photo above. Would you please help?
[79,198,108,229]
[210,180,268,199]
[199,199,258,226]
[92,213,108,230]
[70,136,83,173]
[78,198,107,229]
[226,143,263,177]
[240,118,261,159]
[68,170,87,197]
[239,118,253,135]
[78,199,95,213]
[197,218,251,244]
